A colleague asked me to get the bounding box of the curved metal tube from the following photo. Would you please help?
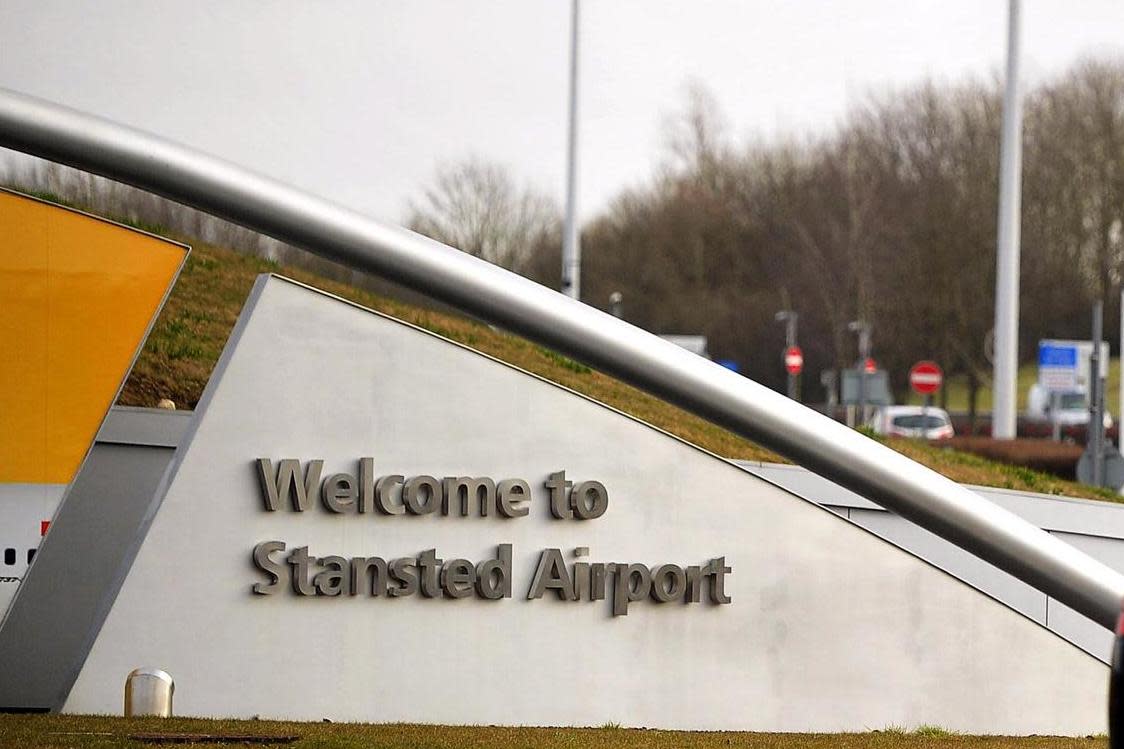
[1,87,1122,628]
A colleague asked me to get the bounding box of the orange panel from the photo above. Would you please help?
[0,190,187,484]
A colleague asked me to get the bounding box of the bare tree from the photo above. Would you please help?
[406,157,560,273]
[661,79,729,188]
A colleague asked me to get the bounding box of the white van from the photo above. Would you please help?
[1026,384,1113,429]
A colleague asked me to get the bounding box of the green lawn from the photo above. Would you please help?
[0,715,1107,749]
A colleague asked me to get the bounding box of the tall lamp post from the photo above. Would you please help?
[992,0,1023,439]
[560,0,581,300]
[609,291,623,319]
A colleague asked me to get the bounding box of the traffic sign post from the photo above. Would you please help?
[784,346,803,375]
[910,361,943,427]
[776,310,799,402]
[909,361,943,395]
[782,345,802,401]
[848,321,872,425]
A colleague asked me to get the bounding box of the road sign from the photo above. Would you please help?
[1038,341,1078,392]
[1077,445,1124,490]
[863,357,877,375]
[1037,339,1109,392]
[841,369,892,406]
[784,346,803,375]
[909,361,943,395]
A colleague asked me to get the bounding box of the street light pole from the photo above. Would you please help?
[1090,301,1105,487]
[609,291,623,319]
[560,0,582,300]
[992,0,1023,439]
[775,310,799,400]
[849,320,872,425]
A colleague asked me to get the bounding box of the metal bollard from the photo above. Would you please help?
[124,668,174,717]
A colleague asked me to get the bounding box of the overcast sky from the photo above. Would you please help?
[2,1,1123,225]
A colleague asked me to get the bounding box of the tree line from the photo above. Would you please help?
[412,59,1124,417]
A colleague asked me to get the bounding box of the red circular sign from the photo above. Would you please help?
[863,357,877,375]
[909,360,943,394]
[784,345,803,375]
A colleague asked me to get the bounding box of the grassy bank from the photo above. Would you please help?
[114,235,1122,503]
[0,715,1108,749]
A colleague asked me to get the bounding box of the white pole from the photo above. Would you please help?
[992,0,1023,439]
[1119,289,1123,456]
[561,0,581,300]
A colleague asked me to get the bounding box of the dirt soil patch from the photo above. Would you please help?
[0,715,1108,749]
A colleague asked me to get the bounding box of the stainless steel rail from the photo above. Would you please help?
[2,87,1122,628]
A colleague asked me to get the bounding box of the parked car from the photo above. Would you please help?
[867,406,955,440]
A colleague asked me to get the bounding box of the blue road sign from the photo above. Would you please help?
[1038,343,1077,369]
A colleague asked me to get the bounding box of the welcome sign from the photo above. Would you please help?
[251,459,731,614]
[12,275,1107,735]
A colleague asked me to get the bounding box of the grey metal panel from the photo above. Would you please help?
[745,461,1124,538]
[0,442,176,710]
[738,462,883,511]
[1047,532,1124,657]
[0,88,1121,627]
[96,406,193,448]
[1044,595,1114,661]
[974,488,1124,540]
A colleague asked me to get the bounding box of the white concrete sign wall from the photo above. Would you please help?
[63,276,1108,734]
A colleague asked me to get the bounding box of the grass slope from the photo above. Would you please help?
[0,715,1108,749]
[120,237,1117,502]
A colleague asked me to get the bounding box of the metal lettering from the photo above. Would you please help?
[570,480,608,519]
[374,474,405,515]
[527,548,575,600]
[572,547,590,600]
[685,565,704,603]
[287,546,316,596]
[313,555,349,596]
[441,476,495,517]
[358,457,375,513]
[404,476,440,515]
[350,556,388,596]
[496,479,530,518]
[441,559,476,598]
[612,563,651,616]
[474,544,512,600]
[256,458,323,511]
[251,540,286,595]
[388,557,418,597]
[545,471,573,519]
[650,564,687,603]
[708,556,732,604]
[321,473,357,513]
[417,549,443,597]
